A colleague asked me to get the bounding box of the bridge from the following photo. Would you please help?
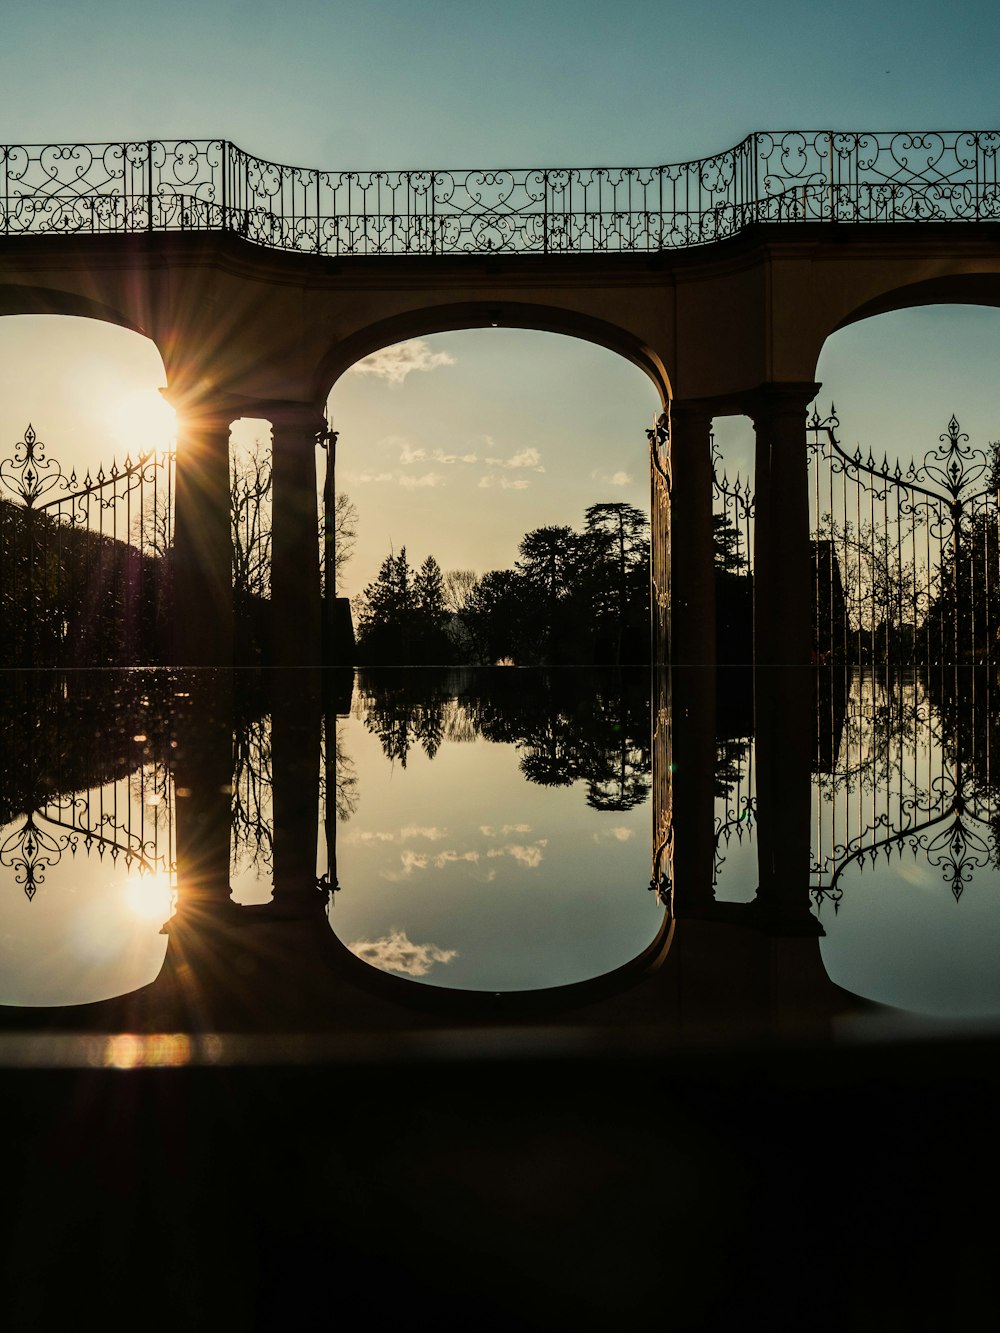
[3,131,1000,665]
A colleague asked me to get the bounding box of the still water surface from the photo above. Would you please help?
[2,666,1000,1028]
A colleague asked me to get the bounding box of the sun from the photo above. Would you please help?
[105,387,177,456]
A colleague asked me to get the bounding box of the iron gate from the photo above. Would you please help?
[809,409,1000,664]
[0,424,174,666]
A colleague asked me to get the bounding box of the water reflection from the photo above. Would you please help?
[3,664,1000,1033]
[0,673,176,1005]
[808,668,1000,1017]
[330,669,661,991]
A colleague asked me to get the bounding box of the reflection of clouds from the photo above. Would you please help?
[348,927,458,977]
[480,823,532,837]
[593,826,635,844]
[487,841,548,869]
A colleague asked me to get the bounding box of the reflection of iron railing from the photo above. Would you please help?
[3,132,999,256]
[811,670,998,908]
[0,765,175,901]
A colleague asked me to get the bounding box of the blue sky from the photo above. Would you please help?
[1,0,999,593]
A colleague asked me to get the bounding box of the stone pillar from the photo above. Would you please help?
[669,402,716,666]
[268,403,323,668]
[170,401,234,666]
[748,383,820,666]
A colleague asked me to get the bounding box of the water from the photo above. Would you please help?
[3,664,1000,1035]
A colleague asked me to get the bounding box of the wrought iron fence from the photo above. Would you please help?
[809,409,1000,664]
[3,132,999,256]
[0,424,174,666]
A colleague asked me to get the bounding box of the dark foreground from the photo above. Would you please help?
[2,1027,997,1332]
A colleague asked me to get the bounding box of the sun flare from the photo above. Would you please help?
[106,388,177,456]
[124,870,176,924]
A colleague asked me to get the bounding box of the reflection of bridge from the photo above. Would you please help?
[5,133,1000,666]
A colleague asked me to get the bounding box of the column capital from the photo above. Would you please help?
[668,400,715,438]
[260,399,328,441]
[743,381,822,428]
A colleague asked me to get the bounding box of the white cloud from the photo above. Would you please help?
[349,830,396,843]
[478,475,530,490]
[400,825,447,841]
[347,340,456,385]
[432,849,481,868]
[399,472,445,489]
[348,927,458,977]
[355,471,394,484]
[590,468,633,487]
[485,447,544,472]
[400,445,477,467]
[399,850,429,873]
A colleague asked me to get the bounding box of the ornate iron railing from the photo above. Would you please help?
[809,409,1000,664]
[3,132,999,256]
[0,424,174,666]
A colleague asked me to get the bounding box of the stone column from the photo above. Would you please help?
[267,402,324,668]
[747,383,820,936]
[668,402,716,666]
[170,400,234,666]
[748,383,820,666]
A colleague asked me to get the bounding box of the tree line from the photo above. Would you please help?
[352,502,651,666]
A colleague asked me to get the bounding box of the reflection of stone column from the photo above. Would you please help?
[748,383,819,666]
[669,663,717,917]
[173,674,234,907]
[169,400,234,667]
[268,403,324,668]
[669,402,716,666]
[753,665,818,935]
[271,668,322,913]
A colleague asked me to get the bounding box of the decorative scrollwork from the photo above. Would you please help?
[4,132,1000,256]
[0,424,63,508]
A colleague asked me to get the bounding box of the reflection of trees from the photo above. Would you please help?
[354,668,650,809]
[231,711,273,877]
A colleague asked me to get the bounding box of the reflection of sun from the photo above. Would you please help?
[106,389,176,455]
[124,870,176,923]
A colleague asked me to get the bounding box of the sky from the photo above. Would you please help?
[1,0,1000,594]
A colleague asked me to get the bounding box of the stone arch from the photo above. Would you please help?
[315,300,672,405]
[0,283,147,336]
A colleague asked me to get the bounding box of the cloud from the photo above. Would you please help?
[481,824,532,837]
[354,471,394,484]
[478,475,530,490]
[593,826,635,844]
[400,445,478,466]
[590,468,633,487]
[347,340,456,385]
[432,849,481,868]
[400,825,447,841]
[399,472,445,489]
[349,830,396,843]
[348,927,458,977]
[399,850,429,873]
[485,447,545,472]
